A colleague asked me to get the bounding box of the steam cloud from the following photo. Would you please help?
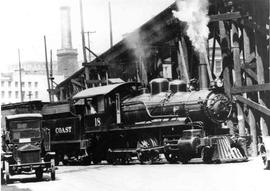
[173,0,210,53]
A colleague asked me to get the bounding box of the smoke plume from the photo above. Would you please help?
[173,0,210,53]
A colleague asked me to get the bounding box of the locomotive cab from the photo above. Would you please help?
[72,82,140,130]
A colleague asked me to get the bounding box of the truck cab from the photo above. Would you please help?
[164,128,213,164]
[1,113,56,184]
[259,136,270,170]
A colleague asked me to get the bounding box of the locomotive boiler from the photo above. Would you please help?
[122,78,232,132]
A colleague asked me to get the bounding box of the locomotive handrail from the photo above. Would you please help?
[124,100,180,119]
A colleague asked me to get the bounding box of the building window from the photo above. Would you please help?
[15,81,18,87]
[8,91,11,98]
[35,91,38,99]
[28,82,31,88]
[8,81,11,87]
[34,82,38,87]
[22,91,25,100]
[28,91,32,99]
[15,91,19,99]
[1,81,4,87]
[1,91,5,98]
[22,82,25,87]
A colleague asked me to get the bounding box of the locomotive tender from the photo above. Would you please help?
[55,77,232,164]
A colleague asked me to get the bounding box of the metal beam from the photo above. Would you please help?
[210,12,242,22]
[235,95,270,116]
[241,67,258,82]
[242,61,256,69]
[71,79,85,88]
[231,83,270,94]
[244,19,269,36]
[86,80,107,84]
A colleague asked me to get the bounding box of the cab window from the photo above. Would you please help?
[97,96,105,113]
[9,119,41,140]
[85,98,97,114]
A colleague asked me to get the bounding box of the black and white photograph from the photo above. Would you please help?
[1,0,270,190]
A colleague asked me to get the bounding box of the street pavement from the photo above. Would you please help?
[2,157,269,191]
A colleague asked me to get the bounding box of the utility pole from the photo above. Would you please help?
[85,31,96,62]
[50,49,54,102]
[44,35,52,102]
[80,0,87,63]
[80,0,90,88]
[18,49,23,102]
[108,1,113,48]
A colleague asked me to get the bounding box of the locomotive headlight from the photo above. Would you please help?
[206,93,232,123]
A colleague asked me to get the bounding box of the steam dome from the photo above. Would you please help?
[150,78,169,95]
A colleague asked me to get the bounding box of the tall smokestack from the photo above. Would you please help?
[108,1,113,48]
[57,6,78,79]
[61,6,72,49]
[198,52,208,90]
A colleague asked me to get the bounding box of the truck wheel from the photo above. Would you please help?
[179,156,190,164]
[35,168,43,180]
[4,173,10,184]
[83,156,92,165]
[263,156,270,170]
[1,168,4,185]
[55,157,59,166]
[51,169,56,180]
[202,147,213,164]
[4,161,10,184]
[164,153,178,164]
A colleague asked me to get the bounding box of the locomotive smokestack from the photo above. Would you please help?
[60,6,72,49]
[198,52,208,90]
[173,0,213,89]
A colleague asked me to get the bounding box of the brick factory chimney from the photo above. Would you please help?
[57,6,78,79]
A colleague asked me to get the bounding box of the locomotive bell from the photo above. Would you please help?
[150,78,169,95]
[169,80,187,93]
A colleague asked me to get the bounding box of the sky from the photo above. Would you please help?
[0,0,175,72]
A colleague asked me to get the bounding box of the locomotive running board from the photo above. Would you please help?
[109,148,137,153]
[85,118,187,133]
[211,136,248,163]
[109,146,164,154]
[137,146,164,152]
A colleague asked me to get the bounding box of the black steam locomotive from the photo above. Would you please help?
[42,78,234,164]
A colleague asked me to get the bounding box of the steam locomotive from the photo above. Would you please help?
[42,78,235,164]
